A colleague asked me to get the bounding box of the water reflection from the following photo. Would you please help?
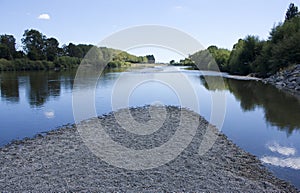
[44,109,55,119]
[267,142,296,156]
[0,72,19,103]
[0,68,124,107]
[0,71,76,107]
[200,76,300,134]
[262,142,300,170]
[28,72,52,107]
[261,156,300,170]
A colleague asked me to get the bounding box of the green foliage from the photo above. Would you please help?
[207,46,231,71]
[228,36,263,75]
[22,29,46,60]
[104,50,150,67]
[286,3,299,21]
[44,37,59,61]
[0,29,151,71]
[172,3,300,77]
[251,14,300,76]
[0,58,14,70]
[146,55,155,63]
[64,43,94,58]
[179,58,195,66]
[0,34,16,59]
[54,56,81,69]
[0,58,55,71]
[189,49,214,70]
[225,3,300,77]
[169,58,196,67]
[0,44,12,60]
[251,41,272,76]
[183,46,230,71]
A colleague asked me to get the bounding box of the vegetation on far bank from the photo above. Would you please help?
[1,3,299,77]
[172,3,300,77]
[0,30,155,71]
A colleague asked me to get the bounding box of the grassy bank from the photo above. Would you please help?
[0,57,81,71]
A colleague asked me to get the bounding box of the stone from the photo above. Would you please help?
[263,64,300,97]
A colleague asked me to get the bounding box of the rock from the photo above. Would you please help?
[288,77,297,82]
[287,83,295,89]
[263,64,300,97]
[275,82,285,87]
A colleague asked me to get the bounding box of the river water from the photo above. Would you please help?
[0,66,299,188]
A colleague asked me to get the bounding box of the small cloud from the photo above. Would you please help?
[171,5,187,13]
[38,13,50,20]
[174,5,183,9]
[267,142,296,156]
[261,156,300,170]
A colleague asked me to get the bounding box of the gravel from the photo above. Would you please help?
[0,106,298,192]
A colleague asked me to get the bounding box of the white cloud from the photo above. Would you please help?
[174,5,183,9]
[261,156,300,170]
[38,13,50,20]
[267,142,296,156]
[172,5,187,12]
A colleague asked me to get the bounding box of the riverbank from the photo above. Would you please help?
[263,64,300,98]
[0,106,297,192]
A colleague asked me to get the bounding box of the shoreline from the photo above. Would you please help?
[262,64,300,98]
[0,106,298,192]
[181,64,299,98]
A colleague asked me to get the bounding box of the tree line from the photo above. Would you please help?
[173,3,300,77]
[0,29,155,71]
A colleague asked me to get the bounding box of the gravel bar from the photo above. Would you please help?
[0,106,298,192]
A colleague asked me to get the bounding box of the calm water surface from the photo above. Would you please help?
[0,66,299,188]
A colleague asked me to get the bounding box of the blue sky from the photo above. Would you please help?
[0,0,297,62]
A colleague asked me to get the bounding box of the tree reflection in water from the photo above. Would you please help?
[200,76,300,134]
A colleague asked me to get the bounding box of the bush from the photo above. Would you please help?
[0,58,14,71]
[54,56,81,69]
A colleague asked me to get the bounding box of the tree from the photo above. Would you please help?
[65,43,83,58]
[22,29,46,60]
[146,55,155,63]
[0,44,11,59]
[44,37,59,61]
[189,49,214,70]
[0,34,16,59]
[257,11,300,75]
[179,58,195,66]
[77,44,93,57]
[285,3,299,21]
[207,46,231,72]
[227,36,262,75]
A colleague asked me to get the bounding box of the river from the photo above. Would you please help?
[0,66,299,189]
